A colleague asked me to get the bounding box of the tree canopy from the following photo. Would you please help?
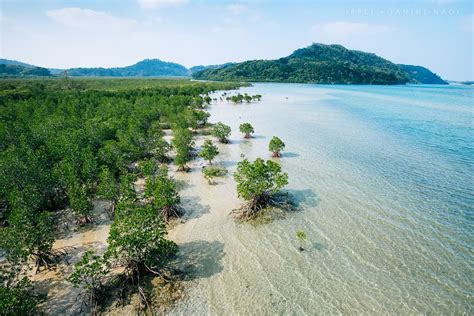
[193,43,417,85]
[212,122,231,144]
[198,139,219,165]
[233,158,288,217]
[239,123,254,138]
[0,78,242,313]
[144,166,181,220]
[172,128,195,171]
[269,136,285,157]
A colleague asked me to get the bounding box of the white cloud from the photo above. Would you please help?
[46,8,137,31]
[226,4,247,15]
[137,0,189,10]
[311,21,395,36]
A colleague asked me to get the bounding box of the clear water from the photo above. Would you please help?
[170,83,473,314]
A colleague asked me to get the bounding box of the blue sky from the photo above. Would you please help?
[1,0,472,80]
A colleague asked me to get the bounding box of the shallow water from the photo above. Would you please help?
[169,83,473,314]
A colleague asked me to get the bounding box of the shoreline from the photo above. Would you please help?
[34,98,248,315]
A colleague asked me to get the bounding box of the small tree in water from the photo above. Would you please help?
[296,230,307,251]
[268,136,285,157]
[172,128,194,171]
[233,158,288,218]
[198,139,219,165]
[144,166,181,221]
[202,166,228,185]
[239,123,254,139]
[212,122,231,144]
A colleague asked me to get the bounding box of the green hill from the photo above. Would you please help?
[192,43,444,85]
[67,59,189,77]
[0,64,51,77]
[0,58,36,68]
[399,64,447,84]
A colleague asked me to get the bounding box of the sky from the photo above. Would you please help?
[0,0,472,81]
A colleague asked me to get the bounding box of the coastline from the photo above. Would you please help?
[31,83,473,314]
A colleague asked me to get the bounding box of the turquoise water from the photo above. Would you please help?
[172,83,473,314]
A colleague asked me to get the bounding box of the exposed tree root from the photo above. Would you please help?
[161,206,183,222]
[77,215,93,225]
[176,165,190,172]
[33,247,70,273]
[232,192,297,221]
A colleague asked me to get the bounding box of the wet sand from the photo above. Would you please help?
[36,200,112,315]
[35,132,244,315]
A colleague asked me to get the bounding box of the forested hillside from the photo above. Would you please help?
[192,43,446,85]
[0,64,52,77]
[66,59,189,77]
[399,64,447,84]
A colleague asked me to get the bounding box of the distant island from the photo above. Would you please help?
[0,43,448,84]
[193,44,447,85]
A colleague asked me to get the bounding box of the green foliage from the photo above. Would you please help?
[184,109,210,129]
[193,43,411,85]
[0,190,54,267]
[96,166,118,202]
[269,136,285,157]
[202,166,228,185]
[139,158,158,178]
[203,95,212,104]
[0,78,241,300]
[172,128,195,170]
[0,277,38,315]
[234,158,288,202]
[225,93,261,103]
[239,123,254,138]
[68,250,109,290]
[0,63,52,77]
[144,166,181,220]
[147,122,171,162]
[119,172,137,202]
[296,230,307,250]
[68,184,93,223]
[212,122,231,143]
[66,59,189,77]
[399,64,447,84]
[233,157,288,218]
[107,203,177,271]
[198,139,219,165]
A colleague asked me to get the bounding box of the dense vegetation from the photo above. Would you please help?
[2,46,446,84]
[66,59,189,77]
[193,43,446,85]
[0,78,242,312]
[399,65,447,84]
[0,64,52,77]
